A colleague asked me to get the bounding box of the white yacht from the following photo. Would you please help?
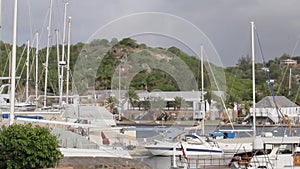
[144,133,223,156]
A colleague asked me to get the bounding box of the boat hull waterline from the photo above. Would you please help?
[145,140,223,156]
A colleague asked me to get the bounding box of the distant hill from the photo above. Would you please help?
[1,39,300,108]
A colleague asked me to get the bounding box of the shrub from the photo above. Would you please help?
[0,124,63,169]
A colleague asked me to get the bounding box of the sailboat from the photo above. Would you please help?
[210,21,257,155]
[0,0,134,160]
[0,84,36,112]
[0,1,36,113]
[196,42,254,155]
[230,21,300,169]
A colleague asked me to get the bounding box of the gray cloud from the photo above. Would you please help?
[1,0,300,67]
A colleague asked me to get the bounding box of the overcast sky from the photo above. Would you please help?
[1,0,300,67]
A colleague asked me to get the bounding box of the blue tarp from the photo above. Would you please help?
[227,132,235,138]
[211,132,224,137]
[211,132,235,139]
[2,114,43,119]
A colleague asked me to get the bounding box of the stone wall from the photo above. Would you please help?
[56,157,152,169]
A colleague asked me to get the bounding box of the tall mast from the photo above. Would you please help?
[55,29,61,105]
[26,40,30,101]
[35,33,39,104]
[10,0,18,125]
[66,17,71,104]
[289,68,292,96]
[200,45,205,135]
[251,21,256,136]
[0,0,2,46]
[43,0,53,107]
[59,1,68,105]
[201,46,204,102]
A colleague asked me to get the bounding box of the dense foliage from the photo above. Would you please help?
[226,54,300,106]
[1,39,300,107]
[0,124,63,169]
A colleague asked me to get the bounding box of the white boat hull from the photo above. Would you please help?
[216,137,253,154]
[0,103,36,111]
[145,140,223,156]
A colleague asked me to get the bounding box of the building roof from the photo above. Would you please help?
[137,91,204,101]
[255,96,299,108]
[93,90,208,102]
[281,59,297,63]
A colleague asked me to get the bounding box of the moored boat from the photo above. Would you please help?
[231,133,300,169]
[0,84,36,112]
[144,133,223,156]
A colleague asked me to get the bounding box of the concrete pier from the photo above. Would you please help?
[56,157,152,169]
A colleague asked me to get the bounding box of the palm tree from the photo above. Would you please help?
[126,88,139,110]
[148,96,167,120]
[173,96,187,110]
[105,96,119,113]
[149,96,166,112]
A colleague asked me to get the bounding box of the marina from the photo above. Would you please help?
[130,124,300,169]
[1,1,300,169]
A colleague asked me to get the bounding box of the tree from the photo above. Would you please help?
[173,96,187,110]
[147,96,168,120]
[237,55,251,66]
[280,53,291,60]
[0,124,63,169]
[149,96,166,112]
[237,55,251,72]
[117,38,139,48]
[105,96,119,113]
[126,88,139,109]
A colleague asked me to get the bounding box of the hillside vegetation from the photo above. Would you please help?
[1,39,300,108]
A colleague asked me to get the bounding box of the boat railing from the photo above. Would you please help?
[173,154,233,168]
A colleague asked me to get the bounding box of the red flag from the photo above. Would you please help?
[181,143,187,160]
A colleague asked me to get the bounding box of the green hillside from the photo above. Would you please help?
[1,39,300,107]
